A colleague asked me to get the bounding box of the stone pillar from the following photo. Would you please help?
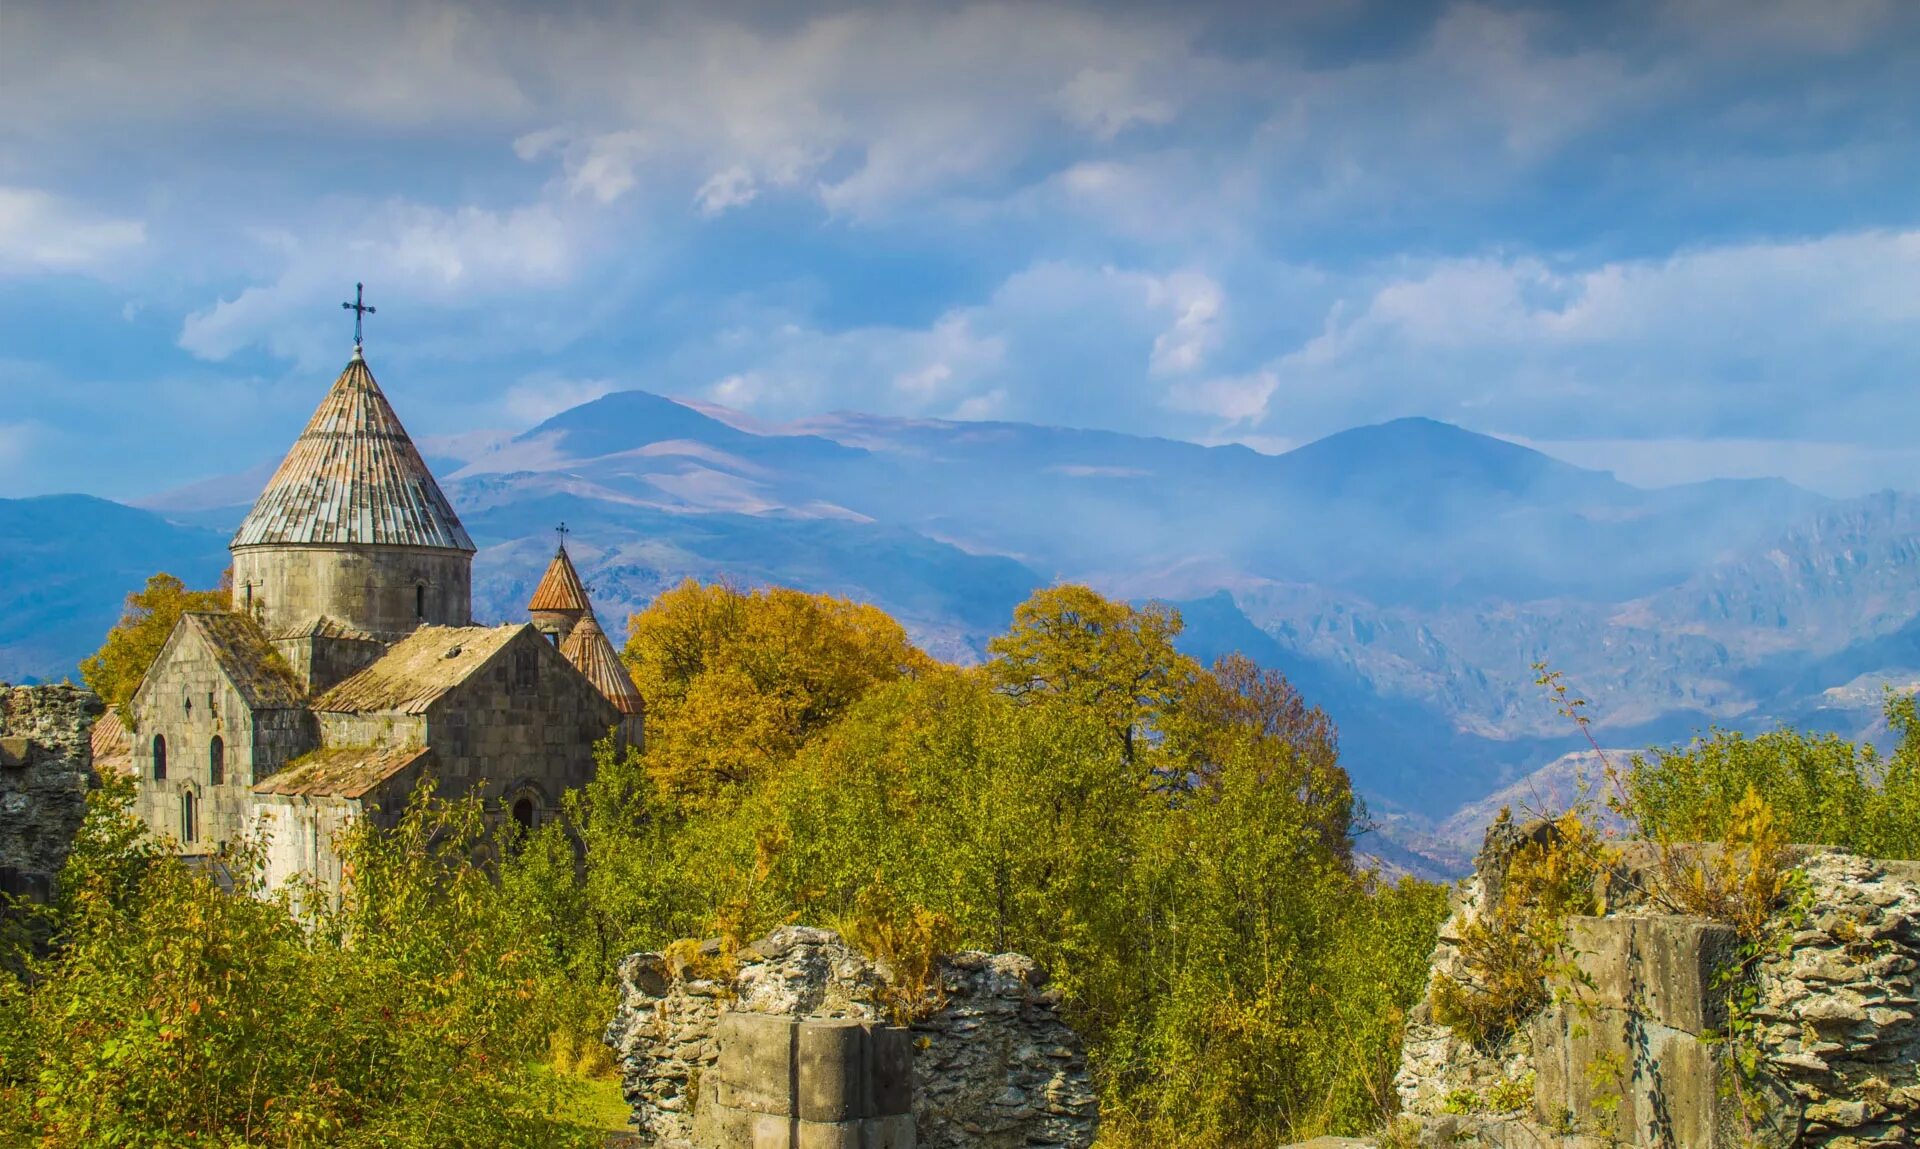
[695,1013,915,1149]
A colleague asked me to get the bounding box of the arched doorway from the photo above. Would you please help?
[209,735,225,786]
[512,797,535,833]
[152,734,167,781]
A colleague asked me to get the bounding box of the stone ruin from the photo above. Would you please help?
[0,683,101,905]
[604,925,1098,1149]
[1383,824,1920,1148]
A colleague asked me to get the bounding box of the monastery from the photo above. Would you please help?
[123,320,643,892]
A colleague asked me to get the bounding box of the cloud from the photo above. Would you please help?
[1261,229,1920,448]
[0,187,144,274]
[178,199,580,366]
[501,375,619,425]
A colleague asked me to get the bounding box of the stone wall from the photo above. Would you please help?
[1386,836,1920,1148]
[0,684,101,903]
[232,543,473,640]
[604,926,1098,1149]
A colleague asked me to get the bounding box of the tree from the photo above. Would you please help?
[1168,654,1355,861]
[79,571,230,720]
[986,584,1199,765]
[622,579,933,804]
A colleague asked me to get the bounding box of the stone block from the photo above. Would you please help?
[1560,914,1737,1035]
[692,1098,761,1148]
[861,1113,916,1149]
[798,1020,868,1122]
[718,1012,798,1098]
[752,1113,797,1149]
[866,1026,913,1117]
[0,736,29,767]
[1632,916,1738,1035]
[1531,1001,1636,1136]
[1562,916,1634,1010]
[794,1118,862,1149]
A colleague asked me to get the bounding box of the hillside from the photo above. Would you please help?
[27,391,1918,871]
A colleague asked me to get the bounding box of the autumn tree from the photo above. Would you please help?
[985,584,1198,764]
[79,571,230,720]
[622,579,933,804]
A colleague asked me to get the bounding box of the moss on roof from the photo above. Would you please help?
[252,743,431,799]
[311,624,525,715]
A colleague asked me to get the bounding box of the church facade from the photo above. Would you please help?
[127,344,643,892]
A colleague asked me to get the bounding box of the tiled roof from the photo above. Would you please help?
[182,612,305,710]
[559,613,644,716]
[252,743,431,799]
[268,615,380,643]
[312,624,524,715]
[90,709,132,774]
[527,545,592,613]
[232,351,475,553]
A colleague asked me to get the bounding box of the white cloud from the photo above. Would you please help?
[178,199,579,365]
[502,376,619,425]
[1164,370,1279,424]
[1146,271,1224,375]
[0,187,143,274]
[1263,228,1920,446]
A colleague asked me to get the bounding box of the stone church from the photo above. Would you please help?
[127,342,644,892]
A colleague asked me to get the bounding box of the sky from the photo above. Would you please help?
[5,0,1920,500]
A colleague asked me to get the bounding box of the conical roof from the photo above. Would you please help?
[232,351,474,552]
[560,613,644,716]
[528,544,592,613]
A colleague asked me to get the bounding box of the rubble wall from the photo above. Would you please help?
[0,684,101,903]
[604,926,1098,1149]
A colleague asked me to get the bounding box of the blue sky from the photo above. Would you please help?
[4,0,1920,499]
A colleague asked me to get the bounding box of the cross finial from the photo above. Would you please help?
[555,521,569,552]
[341,283,376,352]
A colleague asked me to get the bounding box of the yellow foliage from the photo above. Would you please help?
[623,579,933,805]
[1432,811,1611,1046]
[840,884,959,1025]
[79,570,231,721]
[1652,784,1792,939]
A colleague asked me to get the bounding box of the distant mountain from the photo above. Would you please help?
[36,388,1920,875]
[0,495,229,684]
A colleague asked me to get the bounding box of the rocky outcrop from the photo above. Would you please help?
[604,926,1097,1149]
[0,683,101,903]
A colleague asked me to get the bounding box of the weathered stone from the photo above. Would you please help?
[0,684,100,907]
[607,926,1091,1149]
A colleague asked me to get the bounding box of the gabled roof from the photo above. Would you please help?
[559,613,644,716]
[253,743,431,799]
[154,612,305,711]
[312,624,524,715]
[528,544,592,613]
[232,351,475,553]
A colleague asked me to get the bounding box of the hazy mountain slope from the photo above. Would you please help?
[77,390,1915,839]
[0,496,230,684]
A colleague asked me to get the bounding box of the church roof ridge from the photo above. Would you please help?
[312,623,524,715]
[559,612,644,716]
[527,543,593,613]
[232,353,475,553]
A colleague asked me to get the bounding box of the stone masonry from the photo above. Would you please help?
[605,926,1098,1149]
[1384,834,1920,1148]
[693,1012,916,1148]
[0,684,101,903]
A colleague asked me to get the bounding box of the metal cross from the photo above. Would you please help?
[556,522,570,551]
[341,283,376,349]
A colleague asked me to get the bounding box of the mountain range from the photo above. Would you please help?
[9,386,1915,875]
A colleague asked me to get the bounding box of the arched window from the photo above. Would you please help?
[180,790,197,843]
[512,797,535,833]
[152,735,167,781]
[209,736,225,786]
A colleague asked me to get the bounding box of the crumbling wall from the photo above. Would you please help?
[1389,838,1920,1148]
[604,926,1098,1149]
[0,684,101,903]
